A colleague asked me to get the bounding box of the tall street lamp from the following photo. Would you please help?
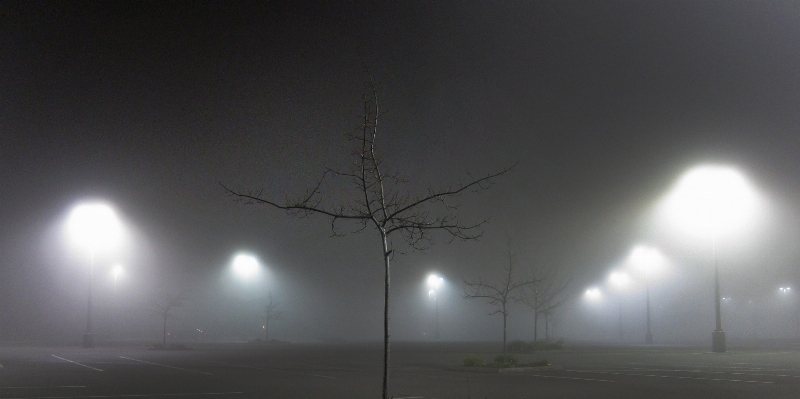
[608,271,632,342]
[111,264,124,340]
[67,202,122,348]
[659,165,760,353]
[427,274,444,339]
[628,245,667,345]
[231,253,263,339]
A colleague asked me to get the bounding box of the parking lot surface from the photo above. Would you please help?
[1,342,800,398]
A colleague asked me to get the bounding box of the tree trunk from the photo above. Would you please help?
[381,232,391,399]
[265,318,269,342]
[502,307,507,355]
[545,312,549,341]
[533,310,539,342]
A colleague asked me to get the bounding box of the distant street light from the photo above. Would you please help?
[659,165,760,353]
[628,245,667,344]
[608,271,632,342]
[112,264,124,291]
[67,202,122,348]
[232,254,260,280]
[427,274,444,339]
[584,287,603,302]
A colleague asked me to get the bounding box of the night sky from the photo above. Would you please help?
[2,1,800,344]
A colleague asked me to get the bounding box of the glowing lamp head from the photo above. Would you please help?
[628,245,667,276]
[112,264,124,279]
[659,165,759,238]
[584,287,603,302]
[67,202,122,253]
[427,274,444,290]
[232,254,260,279]
[608,271,633,291]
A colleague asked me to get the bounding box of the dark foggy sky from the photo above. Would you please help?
[2,1,800,343]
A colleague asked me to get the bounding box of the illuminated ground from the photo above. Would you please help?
[1,342,799,398]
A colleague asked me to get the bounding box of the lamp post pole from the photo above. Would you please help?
[84,251,95,348]
[434,292,439,340]
[712,235,726,352]
[645,281,653,344]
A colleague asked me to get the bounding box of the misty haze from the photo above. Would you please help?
[2,2,800,398]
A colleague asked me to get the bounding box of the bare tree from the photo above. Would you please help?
[223,81,513,399]
[263,293,283,342]
[149,290,187,349]
[463,251,537,355]
[520,266,570,342]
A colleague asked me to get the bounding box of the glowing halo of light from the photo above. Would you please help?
[232,253,260,280]
[67,202,122,253]
[427,274,444,290]
[659,165,760,239]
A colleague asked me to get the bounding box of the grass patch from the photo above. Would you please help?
[463,355,486,367]
[492,354,518,368]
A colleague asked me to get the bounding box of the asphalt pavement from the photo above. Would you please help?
[1,342,799,398]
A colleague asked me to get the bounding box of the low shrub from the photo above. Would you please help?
[463,355,486,367]
[493,354,518,368]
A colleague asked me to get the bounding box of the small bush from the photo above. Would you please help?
[463,355,486,367]
[493,354,518,368]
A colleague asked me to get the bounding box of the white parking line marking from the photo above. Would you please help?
[119,357,213,376]
[288,363,361,372]
[394,372,468,381]
[194,359,335,379]
[51,356,103,372]
[565,369,774,384]
[1,392,244,398]
[525,374,614,383]
[0,386,85,389]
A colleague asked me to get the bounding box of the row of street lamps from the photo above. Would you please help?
[584,165,762,352]
[67,201,449,346]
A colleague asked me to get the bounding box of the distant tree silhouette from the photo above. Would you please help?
[463,248,537,355]
[149,290,187,349]
[263,293,283,342]
[223,79,513,399]
[520,265,570,342]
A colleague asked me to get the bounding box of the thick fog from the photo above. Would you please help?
[2,2,800,347]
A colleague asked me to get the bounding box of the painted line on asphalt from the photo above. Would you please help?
[524,374,614,383]
[1,392,244,398]
[620,367,794,377]
[119,357,213,376]
[51,356,103,372]
[288,362,361,372]
[0,386,85,389]
[194,359,335,379]
[627,362,795,372]
[346,361,382,366]
[394,372,469,381]
[565,369,774,384]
